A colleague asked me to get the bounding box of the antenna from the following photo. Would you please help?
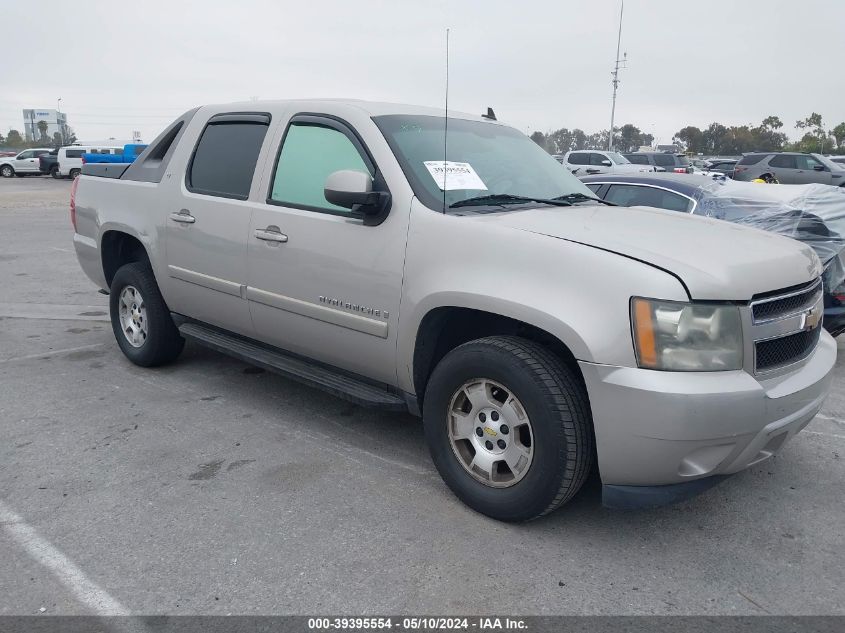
[608,0,627,151]
[443,27,450,214]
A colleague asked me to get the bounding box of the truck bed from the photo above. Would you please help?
[81,163,131,179]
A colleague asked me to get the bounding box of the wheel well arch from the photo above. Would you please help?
[412,307,584,406]
[101,231,150,287]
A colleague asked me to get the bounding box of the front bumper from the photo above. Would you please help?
[579,329,836,496]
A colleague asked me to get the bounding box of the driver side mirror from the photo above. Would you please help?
[601,159,613,167]
[324,170,390,216]
[813,164,825,171]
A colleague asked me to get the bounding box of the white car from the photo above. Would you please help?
[57,145,123,179]
[562,150,654,176]
[0,148,53,177]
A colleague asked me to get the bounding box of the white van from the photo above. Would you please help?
[57,145,123,179]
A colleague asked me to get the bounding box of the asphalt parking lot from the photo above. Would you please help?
[1,175,844,617]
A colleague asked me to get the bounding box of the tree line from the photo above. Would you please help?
[530,113,845,156]
[0,122,77,149]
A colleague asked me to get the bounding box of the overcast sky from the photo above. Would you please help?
[2,0,843,145]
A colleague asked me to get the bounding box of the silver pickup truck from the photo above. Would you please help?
[72,100,836,521]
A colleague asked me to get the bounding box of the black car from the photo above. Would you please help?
[581,173,845,336]
[39,149,60,178]
[705,159,738,178]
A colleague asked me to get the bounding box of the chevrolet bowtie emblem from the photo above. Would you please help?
[801,304,822,331]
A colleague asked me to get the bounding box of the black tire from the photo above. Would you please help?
[423,336,593,522]
[0,165,13,178]
[50,166,61,179]
[69,168,81,179]
[109,262,184,367]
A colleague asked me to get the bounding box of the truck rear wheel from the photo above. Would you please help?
[422,336,593,522]
[109,262,184,367]
[50,166,61,179]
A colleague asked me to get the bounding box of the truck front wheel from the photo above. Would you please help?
[423,336,593,522]
[69,168,81,179]
[109,262,184,367]
[0,165,13,178]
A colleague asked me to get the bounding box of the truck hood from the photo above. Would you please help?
[477,204,821,300]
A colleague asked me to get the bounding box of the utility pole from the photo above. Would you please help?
[57,98,63,145]
[608,0,626,151]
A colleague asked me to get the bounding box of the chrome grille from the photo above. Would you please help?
[750,278,823,374]
[755,327,821,372]
[752,279,822,323]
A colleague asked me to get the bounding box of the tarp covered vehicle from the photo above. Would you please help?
[696,181,845,336]
[581,174,845,336]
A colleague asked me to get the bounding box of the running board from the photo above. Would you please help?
[178,322,407,411]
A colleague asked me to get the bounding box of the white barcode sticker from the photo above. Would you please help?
[423,161,488,191]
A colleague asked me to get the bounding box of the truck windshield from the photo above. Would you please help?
[373,114,596,212]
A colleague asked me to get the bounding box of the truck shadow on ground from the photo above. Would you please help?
[162,341,805,540]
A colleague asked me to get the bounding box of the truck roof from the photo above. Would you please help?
[196,99,503,124]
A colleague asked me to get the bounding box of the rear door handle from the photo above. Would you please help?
[170,210,196,224]
[254,226,288,243]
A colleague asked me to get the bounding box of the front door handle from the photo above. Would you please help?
[254,226,288,243]
[170,210,196,224]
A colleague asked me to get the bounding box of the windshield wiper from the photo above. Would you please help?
[449,194,572,209]
[552,192,617,206]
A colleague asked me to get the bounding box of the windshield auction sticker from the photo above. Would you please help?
[424,161,488,191]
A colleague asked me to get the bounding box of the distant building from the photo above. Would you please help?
[22,108,69,144]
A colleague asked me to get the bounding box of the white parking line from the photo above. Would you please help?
[815,413,845,427]
[0,500,130,615]
[803,430,845,440]
[0,343,105,364]
[0,303,110,322]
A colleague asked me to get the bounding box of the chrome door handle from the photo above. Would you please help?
[170,210,195,224]
[254,227,288,243]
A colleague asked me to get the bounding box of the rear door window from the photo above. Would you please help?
[737,154,768,166]
[652,154,676,167]
[769,155,797,169]
[604,184,692,212]
[65,149,84,158]
[625,154,650,165]
[188,115,270,200]
[567,153,589,165]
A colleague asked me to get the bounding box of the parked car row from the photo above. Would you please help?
[0,144,148,179]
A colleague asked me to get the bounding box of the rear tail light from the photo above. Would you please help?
[70,175,79,231]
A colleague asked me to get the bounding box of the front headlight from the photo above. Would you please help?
[631,297,743,371]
